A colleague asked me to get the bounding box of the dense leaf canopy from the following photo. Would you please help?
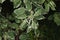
[0,0,60,40]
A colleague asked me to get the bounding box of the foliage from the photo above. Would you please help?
[0,0,60,40]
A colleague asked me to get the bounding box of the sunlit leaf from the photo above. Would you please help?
[35,15,45,20]
[34,9,42,17]
[19,19,27,30]
[0,0,5,3]
[11,0,21,8]
[31,21,38,30]
[3,31,15,40]
[49,1,56,10]
[14,7,25,15]
[0,36,2,40]
[32,0,45,4]
[27,26,32,33]
[15,14,27,19]
[34,9,46,18]
[39,0,45,4]
[24,0,32,11]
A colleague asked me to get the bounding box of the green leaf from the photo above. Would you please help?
[49,1,56,7]
[34,7,47,15]
[54,13,60,26]
[27,26,32,33]
[35,15,45,20]
[3,32,9,40]
[50,6,56,10]
[0,30,3,36]
[7,30,15,40]
[0,0,4,3]
[24,0,32,11]
[27,21,38,33]
[15,19,21,23]
[31,21,38,30]
[0,0,2,3]
[48,15,54,20]
[0,23,8,29]
[14,7,25,15]
[11,0,21,8]
[44,2,50,12]
[34,8,46,17]
[19,19,27,30]
[34,9,42,17]
[34,30,40,37]
[3,31,15,40]
[19,32,34,40]
[32,0,45,4]
[8,15,15,21]
[0,36,2,40]
[14,7,27,19]
[39,0,45,4]
[15,14,27,19]
[19,33,28,40]
[9,23,18,29]
[49,1,56,10]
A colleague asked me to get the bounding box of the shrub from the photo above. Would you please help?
[0,0,60,40]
